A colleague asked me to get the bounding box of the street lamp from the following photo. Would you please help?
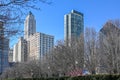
[75,60,78,69]
[48,66,50,77]
[48,66,50,69]
[31,69,33,78]
[75,61,78,65]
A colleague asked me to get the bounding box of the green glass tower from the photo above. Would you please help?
[64,10,84,44]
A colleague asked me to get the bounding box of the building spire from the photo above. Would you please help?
[24,11,36,40]
[29,11,32,15]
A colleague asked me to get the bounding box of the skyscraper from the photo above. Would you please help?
[0,21,9,74]
[13,11,54,62]
[64,10,84,44]
[24,11,36,40]
[12,11,36,62]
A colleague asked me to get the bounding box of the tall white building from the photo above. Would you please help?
[28,32,54,60]
[24,11,36,40]
[13,43,18,62]
[13,37,27,62]
[13,11,36,62]
[13,11,54,62]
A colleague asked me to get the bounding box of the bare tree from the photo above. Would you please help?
[1,60,43,79]
[84,27,99,74]
[0,0,51,76]
[0,0,51,38]
[99,20,120,74]
[46,34,84,76]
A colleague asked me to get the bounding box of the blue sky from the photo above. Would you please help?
[11,0,120,47]
[31,0,120,42]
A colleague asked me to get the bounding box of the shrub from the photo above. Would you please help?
[6,74,120,80]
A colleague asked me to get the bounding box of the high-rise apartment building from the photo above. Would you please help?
[24,11,36,40]
[13,37,27,62]
[0,21,9,74]
[64,10,84,44]
[13,11,54,62]
[28,32,54,60]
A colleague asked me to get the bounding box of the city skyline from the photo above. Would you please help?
[1,0,120,77]
[30,0,120,43]
[13,12,54,62]
[10,0,120,47]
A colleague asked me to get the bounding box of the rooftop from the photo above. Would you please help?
[71,10,83,16]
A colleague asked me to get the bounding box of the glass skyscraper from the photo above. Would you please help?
[64,10,84,44]
[0,21,9,74]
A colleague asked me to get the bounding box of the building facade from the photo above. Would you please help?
[24,11,36,40]
[8,49,13,62]
[28,32,54,60]
[0,39,9,74]
[0,21,9,74]
[98,21,120,74]
[13,37,27,62]
[13,11,54,62]
[64,10,84,45]
[13,11,36,62]
[13,43,18,62]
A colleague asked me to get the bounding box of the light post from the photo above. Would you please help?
[48,66,50,77]
[75,60,78,69]
[31,69,33,79]
[48,66,50,69]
